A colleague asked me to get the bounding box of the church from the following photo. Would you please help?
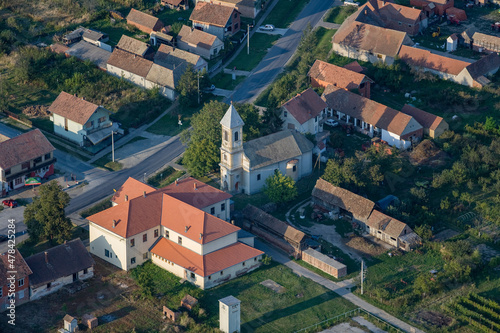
[220,104,314,195]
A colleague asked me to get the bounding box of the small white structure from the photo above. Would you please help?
[219,296,241,333]
[63,314,78,333]
[447,34,458,52]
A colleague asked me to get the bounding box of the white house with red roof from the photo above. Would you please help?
[0,129,55,194]
[88,178,262,289]
[280,88,328,135]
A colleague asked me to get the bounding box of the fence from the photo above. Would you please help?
[2,111,32,127]
[294,307,406,333]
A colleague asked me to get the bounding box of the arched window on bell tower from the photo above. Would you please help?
[234,131,239,141]
[224,130,228,142]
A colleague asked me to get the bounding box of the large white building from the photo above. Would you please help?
[88,177,263,289]
[220,104,314,195]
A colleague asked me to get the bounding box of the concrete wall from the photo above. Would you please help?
[53,113,85,145]
[202,233,238,255]
[144,80,176,100]
[30,267,93,301]
[201,198,231,221]
[126,226,161,270]
[332,43,394,65]
[89,222,127,270]
[107,64,148,87]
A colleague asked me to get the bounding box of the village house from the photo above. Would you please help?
[0,129,55,194]
[399,45,500,88]
[190,2,241,41]
[312,179,421,251]
[401,104,449,138]
[126,8,164,34]
[322,85,423,149]
[281,88,328,135]
[25,239,95,300]
[196,0,263,19]
[88,178,263,289]
[154,44,208,72]
[410,0,454,16]
[220,104,314,194]
[0,250,32,311]
[471,32,500,54]
[176,25,224,60]
[116,35,155,60]
[62,27,109,46]
[49,91,119,147]
[65,40,112,70]
[308,59,373,98]
[150,30,175,47]
[161,0,189,10]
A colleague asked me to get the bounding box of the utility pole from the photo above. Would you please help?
[361,260,364,295]
[247,24,250,55]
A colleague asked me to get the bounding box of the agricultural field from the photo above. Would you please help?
[447,293,500,332]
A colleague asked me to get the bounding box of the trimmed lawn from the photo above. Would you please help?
[147,166,185,188]
[211,72,246,90]
[228,33,280,72]
[132,261,357,332]
[265,0,311,28]
[92,154,123,171]
[324,6,358,24]
[146,111,191,136]
[80,196,113,218]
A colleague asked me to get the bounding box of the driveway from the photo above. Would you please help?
[0,205,28,253]
[256,28,288,35]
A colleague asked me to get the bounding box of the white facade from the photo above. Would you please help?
[332,43,395,65]
[30,267,94,301]
[177,37,224,60]
[144,79,176,100]
[281,108,326,135]
[107,64,147,88]
[447,36,458,52]
[219,296,241,333]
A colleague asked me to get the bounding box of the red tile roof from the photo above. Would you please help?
[157,177,231,209]
[112,177,156,204]
[376,0,423,23]
[48,91,104,125]
[366,210,408,238]
[0,250,32,286]
[190,2,236,27]
[0,129,55,170]
[308,60,372,91]
[107,48,153,77]
[178,25,219,50]
[127,8,162,30]
[398,45,470,76]
[343,61,364,73]
[401,104,445,131]
[161,194,239,244]
[150,237,263,276]
[281,88,327,125]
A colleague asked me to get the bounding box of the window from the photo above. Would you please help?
[47,282,52,289]
[210,207,215,215]
[221,203,225,211]
[234,131,239,141]
[390,237,396,241]
[105,249,110,257]
[234,12,238,18]
[34,157,42,164]
[18,278,24,287]
[0,288,2,297]
[224,131,228,141]
[98,116,106,123]
[224,153,227,161]
[398,21,402,25]
[220,271,224,275]
[64,118,68,131]
[178,236,182,245]
[44,153,51,160]
[234,23,239,30]
[143,253,148,260]
[131,257,136,265]
[208,275,211,280]
[154,229,159,238]
[165,230,170,238]
[257,174,261,181]
[130,238,135,247]
[83,268,88,274]
[377,54,383,59]
[315,116,318,122]
[15,178,23,186]
[190,272,195,279]
[5,169,10,176]
[22,162,29,170]
[143,233,147,242]
[408,24,412,27]
[18,290,24,299]
[293,165,297,172]
[242,261,245,266]
[284,111,287,117]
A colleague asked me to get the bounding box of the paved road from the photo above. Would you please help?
[228,0,335,103]
[255,239,425,333]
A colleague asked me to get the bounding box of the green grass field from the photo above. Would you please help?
[324,6,358,24]
[228,33,280,72]
[211,72,246,90]
[265,0,311,28]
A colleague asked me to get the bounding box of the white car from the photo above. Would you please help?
[259,24,275,31]
[324,119,339,127]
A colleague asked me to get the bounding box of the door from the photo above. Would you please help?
[72,272,78,282]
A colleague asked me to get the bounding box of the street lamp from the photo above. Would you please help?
[111,129,116,162]
[144,172,147,182]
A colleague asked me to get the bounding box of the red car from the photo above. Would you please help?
[2,199,18,208]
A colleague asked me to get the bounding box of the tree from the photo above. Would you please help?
[176,64,198,107]
[263,170,298,204]
[234,103,262,141]
[183,138,220,177]
[24,181,72,244]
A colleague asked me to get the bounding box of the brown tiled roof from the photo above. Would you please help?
[333,6,410,57]
[281,88,327,125]
[127,8,162,30]
[48,91,106,125]
[50,43,69,54]
[107,48,153,77]
[116,35,150,56]
[472,32,500,47]
[242,205,306,244]
[366,210,408,238]
[157,177,232,210]
[308,60,372,91]
[0,250,32,286]
[0,129,55,170]
[343,61,364,73]
[312,178,374,221]
[322,85,419,136]
[163,0,183,5]
[401,104,445,131]
[25,239,95,288]
[111,177,155,204]
[155,44,204,69]
[377,0,423,23]
[445,7,467,21]
[146,63,185,89]
[150,237,263,277]
[449,33,458,41]
[466,53,500,79]
[177,25,218,50]
[190,2,236,27]
[399,45,470,75]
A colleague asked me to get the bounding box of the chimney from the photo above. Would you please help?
[113,219,117,228]
[143,191,146,198]
[185,226,189,233]
[193,182,197,190]
[175,179,178,186]
[64,240,67,245]
[125,194,128,202]
[231,220,235,225]
[199,233,203,240]
[45,252,49,264]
